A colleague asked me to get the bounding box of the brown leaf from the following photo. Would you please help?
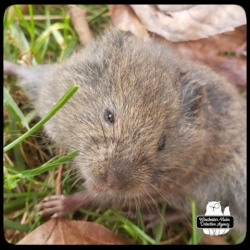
[108,5,246,86]
[17,218,129,245]
[169,26,246,87]
[130,5,246,42]
[109,5,149,39]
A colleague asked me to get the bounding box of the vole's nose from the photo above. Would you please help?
[106,171,125,190]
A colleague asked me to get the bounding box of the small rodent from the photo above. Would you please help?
[4,28,246,235]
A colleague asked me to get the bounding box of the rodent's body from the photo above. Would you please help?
[4,28,246,234]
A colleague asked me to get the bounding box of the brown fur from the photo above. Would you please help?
[4,28,246,235]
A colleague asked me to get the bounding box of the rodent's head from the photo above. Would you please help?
[39,29,207,207]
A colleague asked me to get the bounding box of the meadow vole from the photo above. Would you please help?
[4,28,246,235]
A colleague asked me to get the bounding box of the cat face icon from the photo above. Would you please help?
[207,201,221,212]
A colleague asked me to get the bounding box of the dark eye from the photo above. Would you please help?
[104,110,114,124]
[158,137,165,151]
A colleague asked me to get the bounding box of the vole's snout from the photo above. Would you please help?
[101,158,132,190]
[106,171,125,190]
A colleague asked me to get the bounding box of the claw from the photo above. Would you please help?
[36,191,91,217]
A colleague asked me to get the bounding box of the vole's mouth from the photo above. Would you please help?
[91,181,127,194]
[89,179,149,206]
[92,182,107,192]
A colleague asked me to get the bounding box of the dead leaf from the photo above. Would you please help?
[129,5,246,42]
[17,218,129,245]
[156,5,194,13]
[109,5,149,39]
[170,46,246,87]
[108,5,246,86]
[168,26,246,86]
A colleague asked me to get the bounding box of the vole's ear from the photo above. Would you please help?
[179,78,205,118]
[116,30,134,47]
[4,60,21,76]
[123,30,133,37]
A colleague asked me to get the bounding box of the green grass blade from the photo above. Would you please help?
[4,163,20,174]
[10,23,31,55]
[28,5,35,45]
[13,5,32,34]
[4,197,31,211]
[121,224,145,244]
[111,209,156,244]
[52,28,65,50]
[62,8,70,42]
[88,7,108,23]
[59,38,77,61]
[32,23,74,53]
[81,209,123,222]
[4,175,18,189]
[19,150,79,178]
[4,84,79,152]
[6,110,26,171]
[153,202,166,244]
[4,86,30,130]
[4,218,30,232]
[187,229,203,245]
[4,7,12,29]
[25,110,37,124]
[39,5,50,61]
[234,233,246,244]
[187,196,198,245]
[4,152,78,190]
[4,191,49,198]
[136,208,145,231]
[135,209,147,244]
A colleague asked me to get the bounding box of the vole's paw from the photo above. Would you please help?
[37,195,71,217]
[37,191,91,217]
